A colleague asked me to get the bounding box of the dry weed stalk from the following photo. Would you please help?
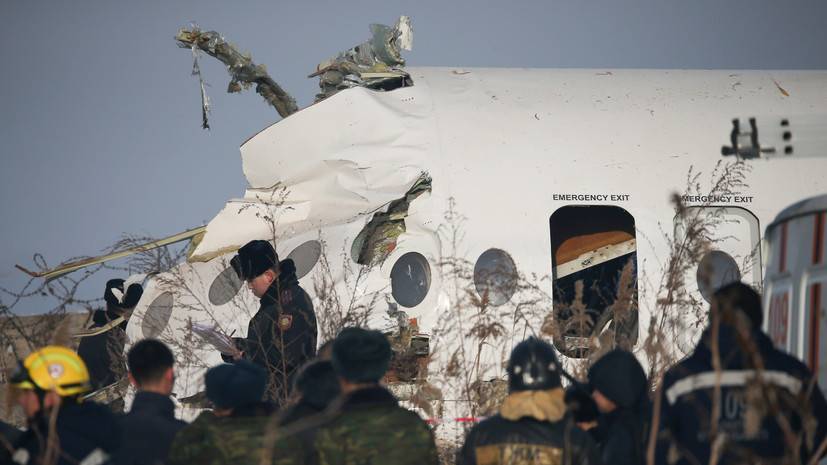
[641,161,751,384]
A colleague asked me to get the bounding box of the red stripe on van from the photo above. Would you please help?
[809,283,822,372]
[780,222,788,273]
[814,213,825,265]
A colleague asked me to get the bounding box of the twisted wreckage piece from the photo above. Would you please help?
[175,16,413,128]
[310,15,414,101]
[175,26,299,126]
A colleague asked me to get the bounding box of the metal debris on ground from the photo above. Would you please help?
[175,25,298,127]
[310,16,414,102]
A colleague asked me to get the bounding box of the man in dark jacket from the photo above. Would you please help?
[588,349,650,465]
[9,346,120,465]
[304,327,439,465]
[114,339,187,465]
[458,337,602,465]
[229,240,317,406]
[656,282,827,465]
[167,360,277,465]
[77,278,143,411]
[0,419,22,464]
[277,359,341,426]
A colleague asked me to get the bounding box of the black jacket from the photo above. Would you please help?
[458,392,602,465]
[77,310,127,391]
[588,350,651,465]
[242,260,317,405]
[656,325,827,465]
[0,419,22,464]
[12,400,120,465]
[113,391,187,465]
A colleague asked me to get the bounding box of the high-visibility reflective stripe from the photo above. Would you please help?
[665,369,802,405]
[79,449,109,465]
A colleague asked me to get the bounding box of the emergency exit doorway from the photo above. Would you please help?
[549,205,639,358]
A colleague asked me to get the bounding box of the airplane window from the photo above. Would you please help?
[142,292,173,338]
[474,248,518,306]
[391,252,431,308]
[286,240,323,279]
[675,206,762,298]
[549,206,639,358]
[696,250,742,303]
[208,266,244,306]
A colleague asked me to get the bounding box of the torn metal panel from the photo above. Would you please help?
[189,83,437,262]
[176,26,298,123]
[352,173,432,265]
[311,16,414,102]
[188,161,427,262]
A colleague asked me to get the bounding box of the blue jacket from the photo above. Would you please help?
[656,325,827,464]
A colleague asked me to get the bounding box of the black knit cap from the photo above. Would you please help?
[588,349,647,409]
[331,327,391,383]
[231,240,279,280]
[293,360,341,409]
[205,360,267,409]
[712,281,763,330]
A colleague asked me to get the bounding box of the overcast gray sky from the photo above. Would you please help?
[2,0,826,314]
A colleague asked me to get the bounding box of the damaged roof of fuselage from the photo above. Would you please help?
[188,67,827,261]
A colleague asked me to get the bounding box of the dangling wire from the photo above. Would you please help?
[190,43,211,130]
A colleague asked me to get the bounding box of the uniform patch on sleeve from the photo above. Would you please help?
[278,314,293,331]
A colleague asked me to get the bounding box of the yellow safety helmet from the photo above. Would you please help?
[9,346,91,397]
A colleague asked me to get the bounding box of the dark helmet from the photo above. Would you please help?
[507,337,562,392]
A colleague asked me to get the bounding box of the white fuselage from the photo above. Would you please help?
[124,67,827,403]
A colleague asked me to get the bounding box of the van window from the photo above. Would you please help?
[549,206,638,358]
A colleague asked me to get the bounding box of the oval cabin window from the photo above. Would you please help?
[391,252,431,308]
[473,248,518,306]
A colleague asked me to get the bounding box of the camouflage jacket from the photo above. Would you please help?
[310,386,439,465]
[168,403,293,465]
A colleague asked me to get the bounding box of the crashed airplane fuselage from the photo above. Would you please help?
[121,67,827,406]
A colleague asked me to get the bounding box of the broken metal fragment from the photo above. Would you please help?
[352,172,431,266]
[176,25,298,125]
[15,226,207,281]
[311,16,414,102]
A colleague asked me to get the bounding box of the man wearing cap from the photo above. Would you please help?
[229,240,317,405]
[276,360,341,427]
[304,327,438,465]
[458,337,602,465]
[9,345,121,465]
[167,360,278,465]
[655,282,827,464]
[587,349,650,465]
[77,278,143,401]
